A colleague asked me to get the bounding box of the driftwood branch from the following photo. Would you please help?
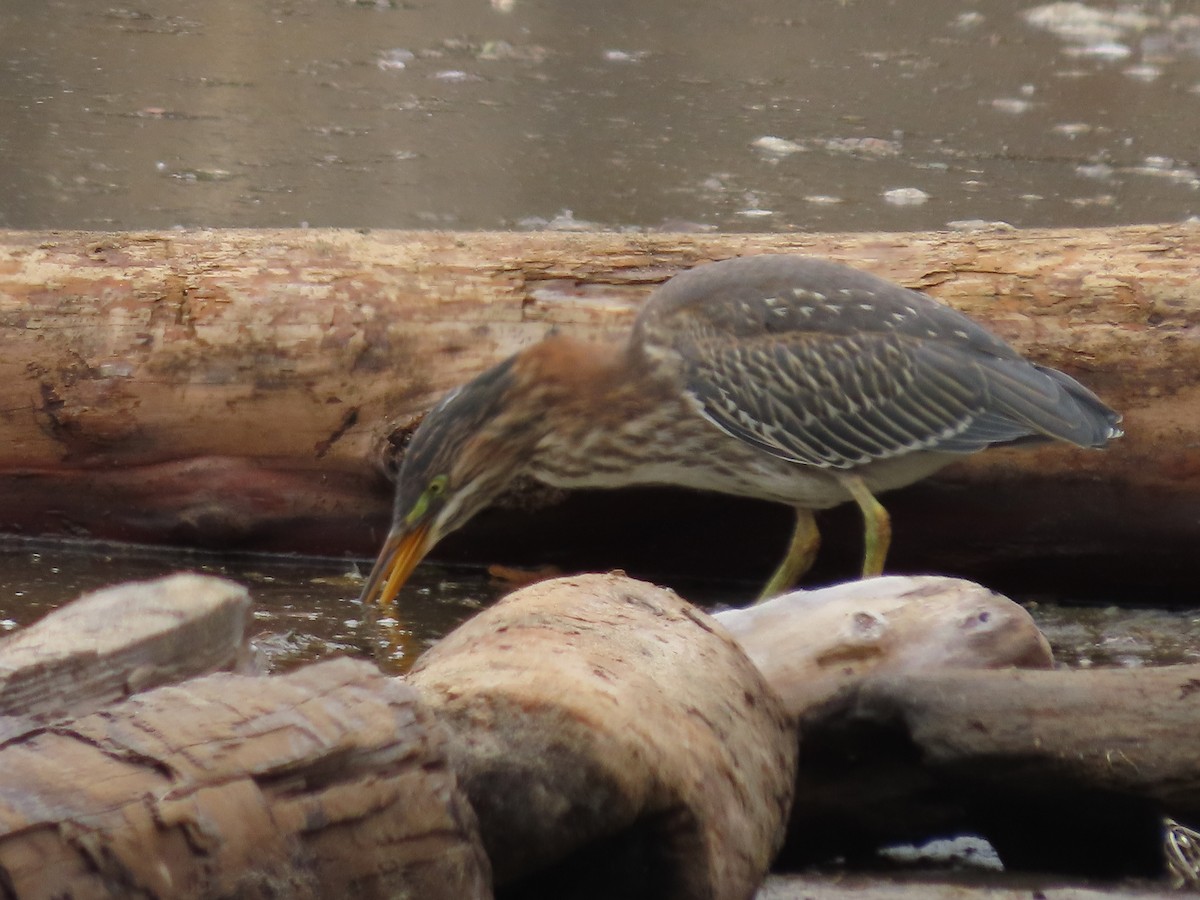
[717,577,1197,880]
[0,226,1194,583]
[785,664,1200,877]
[713,576,1053,716]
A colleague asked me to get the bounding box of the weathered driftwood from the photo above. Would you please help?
[407,572,797,899]
[0,655,491,899]
[783,663,1200,878]
[0,225,1194,582]
[713,575,1054,716]
[0,573,252,740]
[710,575,1197,880]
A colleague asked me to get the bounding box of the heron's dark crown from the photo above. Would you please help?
[393,356,521,513]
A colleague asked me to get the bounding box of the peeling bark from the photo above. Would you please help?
[0,656,491,899]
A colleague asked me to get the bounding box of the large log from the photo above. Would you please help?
[407,572,797,899]
[0,226,1193,585]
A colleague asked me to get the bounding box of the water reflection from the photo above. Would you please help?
[0,536,501,673]
[1,0,1197,231]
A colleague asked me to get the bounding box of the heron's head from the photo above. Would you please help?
[359,357,534,607]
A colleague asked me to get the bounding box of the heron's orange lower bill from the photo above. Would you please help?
[358,523,432,608]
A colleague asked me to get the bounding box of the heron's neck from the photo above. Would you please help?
[513,334,655,421]
[511,335,697,488]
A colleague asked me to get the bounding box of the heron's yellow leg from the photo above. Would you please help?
[757,507,821,602]
[839,473,892,577]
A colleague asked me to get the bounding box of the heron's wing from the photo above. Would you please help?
[678,332,999,468]
[635,256,1121,467]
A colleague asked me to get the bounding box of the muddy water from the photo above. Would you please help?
[0,537,495,673]
[1,0,1198,232]
[1,536,1197,675]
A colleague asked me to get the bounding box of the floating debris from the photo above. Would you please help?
[1064,41,1132,59]
[882,187,930,206]
[169,167,235,183]
[1166,817,1200,888]
[377,48,414,71]
[1022,3,1153,45]
[991,97,1032,114]
[817,136,901,157]
[1067,194,1116,207]
[1076,162,1114,180]
[431,69,482,82]
[603,49,648,63]
[1122,64,1162,81]
[1127,158,1199,187]
[751,136,804,156]
[477,41,548,62]
[543,209,602,232]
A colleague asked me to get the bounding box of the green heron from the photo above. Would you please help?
[360,255,1121,607]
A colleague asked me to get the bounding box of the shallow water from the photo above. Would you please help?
[0,537,494,672]
[1,536,1196,675]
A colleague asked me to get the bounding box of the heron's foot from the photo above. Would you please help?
[840,474,892,578]
[757,508,820,602]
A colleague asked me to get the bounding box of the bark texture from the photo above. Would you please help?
[0,226,1192,583]
[1,568,1195,893]
[0,656,491,899]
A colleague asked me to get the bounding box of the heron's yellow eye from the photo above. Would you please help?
[405,474,450,525]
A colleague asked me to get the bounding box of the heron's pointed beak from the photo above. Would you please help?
[358,522,433,608]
